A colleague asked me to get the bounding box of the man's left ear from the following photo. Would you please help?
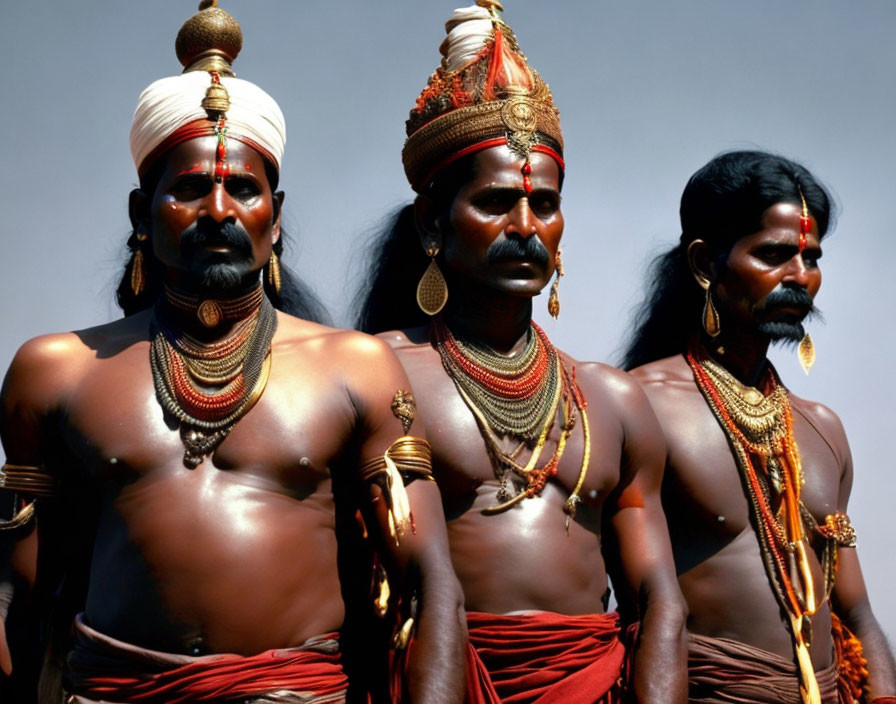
[272,190,284,244]
[129,188,151,235]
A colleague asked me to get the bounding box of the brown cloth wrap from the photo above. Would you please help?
[65,615,347,704]
[464,611,628,704]
[688,632,839,704]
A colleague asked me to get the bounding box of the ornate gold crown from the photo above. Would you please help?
[402,2,563,191]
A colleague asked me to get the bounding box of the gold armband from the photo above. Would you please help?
[0,464,56,498]
[360,436,434,545]
[819,511,857,547]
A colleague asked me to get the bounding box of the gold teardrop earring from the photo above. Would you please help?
[548,248,564,318]
[131,231,149,296]
[267,251,282,294]
[416,245,448,316]
[798,332,815,375]
[702,286,721,338]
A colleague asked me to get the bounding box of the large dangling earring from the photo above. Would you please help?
[267,251,282,294]
[548,248,564,318]
[798,332,815,375]
[416,245,448,316]
[702,287,721,338]
[131,231,148,297]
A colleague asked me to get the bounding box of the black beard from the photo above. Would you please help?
[754,284,822,346]
[179,220,255,293]
[758,319,806,345]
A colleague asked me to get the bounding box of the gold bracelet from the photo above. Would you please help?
[0,464,56,498]
[360,436,434,546]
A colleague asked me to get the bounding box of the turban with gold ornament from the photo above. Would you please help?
[402,1,564,193]
[129,1,286,179]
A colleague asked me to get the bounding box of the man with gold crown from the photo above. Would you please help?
[622,151,896,703]
[0,3,466,702]
[356,2,687,702]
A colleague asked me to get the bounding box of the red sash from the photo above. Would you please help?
[465,611,628,704]
[67,616,347,703]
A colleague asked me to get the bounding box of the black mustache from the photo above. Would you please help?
[762,285,814,313]
[180,220,253,259]
[486,237,551,267]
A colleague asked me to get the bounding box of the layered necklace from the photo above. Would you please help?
[687,349,839,704]
[151,284,277,468]
[432,316,590,524]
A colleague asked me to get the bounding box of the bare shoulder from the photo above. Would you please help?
[557,352,659,432]
[2,314,148,409]
[629,355,691,387]
[276,316,409,383]
[375,326,430,354]
[562,354,642,403]
[788,390,848,446]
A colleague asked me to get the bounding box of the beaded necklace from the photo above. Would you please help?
[150,285,277,467]
[687,349,836,704]
[432,317,590,523]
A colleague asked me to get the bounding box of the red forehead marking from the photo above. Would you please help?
[799,216,810,253]
[521,160,533,196]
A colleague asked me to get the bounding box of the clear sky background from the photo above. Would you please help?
[1,1,894,636]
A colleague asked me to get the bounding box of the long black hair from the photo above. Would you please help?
[620,150,834,371]
[353,155,480,334]
[114,160,330,324]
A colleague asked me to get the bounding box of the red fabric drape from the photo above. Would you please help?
[67,617,347,704]
[465,611,627,704]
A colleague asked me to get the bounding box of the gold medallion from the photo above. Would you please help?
[197,300,223,328]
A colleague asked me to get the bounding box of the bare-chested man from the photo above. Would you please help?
[624,150,896,703]
[356,4,686,702]
[0,4,464,703]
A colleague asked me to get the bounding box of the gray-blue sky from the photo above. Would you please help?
[1,1,894,635]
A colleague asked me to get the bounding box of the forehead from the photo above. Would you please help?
[159,136,271,178]
[466,145,561,189]
[734,201,809,245]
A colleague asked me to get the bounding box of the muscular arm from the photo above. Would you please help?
[0,336,72,680]
[816,407,896,700]
[346,335,465,704]
[601,370,687,704]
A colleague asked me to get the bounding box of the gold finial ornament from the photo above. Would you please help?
[176,1,243,77]
[476,0,505,15]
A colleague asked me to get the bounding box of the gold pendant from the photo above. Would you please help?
[798,333,815,375]
[416,258,448,316]
[130,249,145,296]
[703,289,721,338]
[197,300,223,328]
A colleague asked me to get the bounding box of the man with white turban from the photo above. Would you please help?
[0,3,464,702]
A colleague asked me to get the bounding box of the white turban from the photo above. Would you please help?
[129,71,286,175]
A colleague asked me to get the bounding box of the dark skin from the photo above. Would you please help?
[381,145,687,703]
[0,136,465,703]
[632,203,896,697]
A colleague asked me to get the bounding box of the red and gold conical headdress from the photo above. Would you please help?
[402,1,563,192]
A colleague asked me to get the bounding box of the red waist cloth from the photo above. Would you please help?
[66,615,348,704]
[465,611,628,704]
